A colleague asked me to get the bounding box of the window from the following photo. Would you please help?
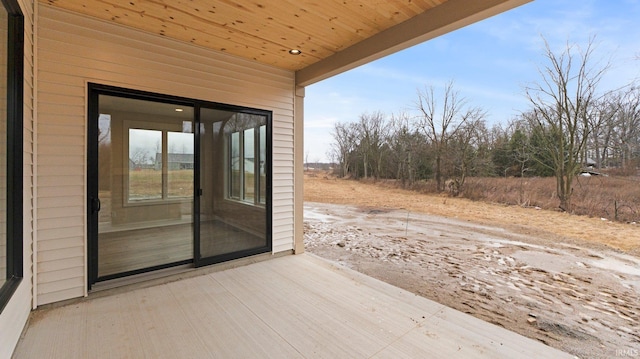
[128,128,162,200]
[0,0,23,312]
[226,114,267,205]
[125,122,194,203]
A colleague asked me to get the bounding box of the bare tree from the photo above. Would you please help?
[588,92,619,169]
[130,146,152,166]
[388,112,416,184]
[448,117,488,189]
[611,86,640,171]
[356,112,389,179]
[415,81,485,191]
[329,122,358,177]
[524,37,609,211]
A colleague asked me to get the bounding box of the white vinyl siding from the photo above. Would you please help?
[36,5,295,305]
[0,0,35,357]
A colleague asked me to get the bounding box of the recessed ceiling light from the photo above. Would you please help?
[289,49,302,55]
[175,108,184,112]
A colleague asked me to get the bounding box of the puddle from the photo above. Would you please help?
[589,257,640,277]
[304,206,339,223]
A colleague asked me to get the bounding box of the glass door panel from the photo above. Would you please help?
[97,95,194,279]
[197,107,269,262]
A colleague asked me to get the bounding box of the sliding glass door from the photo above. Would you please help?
[93,94,194,280]
[88,85,271,286]
[196,107,270,266]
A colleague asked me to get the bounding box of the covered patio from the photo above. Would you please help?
[14,254,571,358]
[2,1,551,356]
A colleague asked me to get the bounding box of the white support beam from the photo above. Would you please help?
[293,86,305,254]
[296,0,532,87]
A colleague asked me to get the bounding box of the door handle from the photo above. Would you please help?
[92,198,101,213]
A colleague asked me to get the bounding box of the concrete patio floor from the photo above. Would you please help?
[13,254,573,358]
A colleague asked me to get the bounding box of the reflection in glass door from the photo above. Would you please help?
[197,107,270,264]
[96,95,194,279]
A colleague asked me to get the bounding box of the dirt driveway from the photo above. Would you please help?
[304,202,640,359]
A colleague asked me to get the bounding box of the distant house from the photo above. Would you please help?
[155,153,195,170]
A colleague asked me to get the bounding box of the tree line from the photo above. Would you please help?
[329,38,640,211]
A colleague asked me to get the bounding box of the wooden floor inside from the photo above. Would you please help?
[14,254,572,358]
[98,220,265,277]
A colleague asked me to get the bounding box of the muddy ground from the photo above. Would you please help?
[303,177,640,359]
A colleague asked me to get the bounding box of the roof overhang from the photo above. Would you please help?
[39,0,532,86]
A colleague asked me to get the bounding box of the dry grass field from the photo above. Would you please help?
[460,175,639,223]
[304,172,639,255]
[129,169,194,198]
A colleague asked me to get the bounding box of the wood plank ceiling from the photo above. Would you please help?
[39,0,532,85]
[40,0,448,71]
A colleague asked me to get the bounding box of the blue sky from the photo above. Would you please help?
[304,0,640,163]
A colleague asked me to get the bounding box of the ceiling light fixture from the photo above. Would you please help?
[175,108,184,112]
[289,49,302,55]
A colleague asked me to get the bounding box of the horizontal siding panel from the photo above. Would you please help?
[273,160,294,168]
[37,143,84,156]
[273,224,294,234]
[38,195,84,209]
[38,226,84,242]
[38,50,294,110]
[37,184,84,198]
[38,165,84,177]
[273,217,293,227]
[38,246,84,263]
[38,267,85,284]
[36,113,85,127]
[273,188,295,196]
[273,199,294,208]
[36,76,84,95]
[273,179,294,187]
[37,88,85,105]
[272,206,294,215]
[37,39,294,98]
[273,169,294,176]
[36,6,295,304]
[37,101,85,117]
[273,133,294,141]
[37,175,83,187]
[37,135,84,147]
[37,277,84,296]
[273,122,294,131]
[39,216,84,230]
[38,256,85,273]
[38,72,85,87]
[37,287,85,307]
[37,237,85,252]
[38,206,84,220]
[272,243,293,253]
[38,123,85,137]
[273,147,294,155]
[38,154,85,167]
[41,65,283,106]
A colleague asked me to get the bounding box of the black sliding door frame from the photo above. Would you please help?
[87,84,272,289]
